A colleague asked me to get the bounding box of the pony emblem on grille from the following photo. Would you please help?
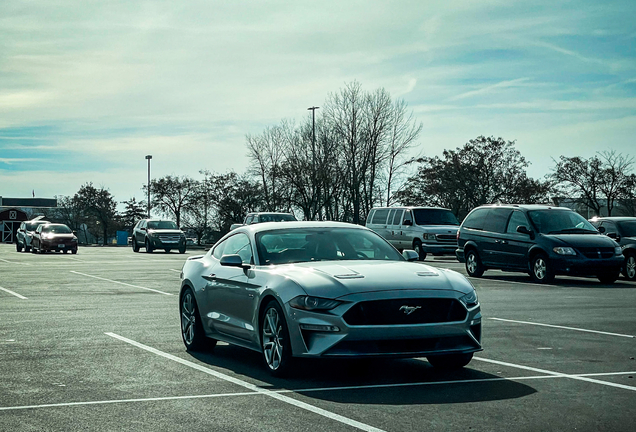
[400,305,421,315]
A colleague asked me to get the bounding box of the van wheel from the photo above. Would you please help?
[16,242,23,252]
[413,240,427,261]
[531,253,554,283]
[465,250,484,277]
[623,252,636,281]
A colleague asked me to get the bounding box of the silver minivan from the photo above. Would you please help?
[366,206,460,260]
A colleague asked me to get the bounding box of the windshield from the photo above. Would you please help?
[619,221,636,237]
[257,214,297,223]
[412,209,459,226]
[44,225,72,234]
[528,210,598,234]
[255,227,403,265]
[147,220,178,230]
[26,221,46,231]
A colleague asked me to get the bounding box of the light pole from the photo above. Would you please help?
[145,155,152,218]
[307,106,319,158]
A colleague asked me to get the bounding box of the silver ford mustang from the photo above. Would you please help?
[179,221,482,376]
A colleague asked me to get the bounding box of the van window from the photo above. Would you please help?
[462,208,489,230]
[391,209,404,225]
[482,209,513,233]
[366,210,375,225]
[412,209,459,226]
[372,209,390,225]
[506,211,529,234]
[387,209,395,226]
[403,210,413,225]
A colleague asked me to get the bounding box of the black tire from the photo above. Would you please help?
[427,353,474,370]
[132,239,140,253]
[25,243,31,253]
[598,270,620,284]
[179,246,186,254]
[145,238,153,253]
[164,248,171,253]
[16,241,22,253]
[260,300,293,376]
[180,288,214,351]
[63,249,68,254]
[31,245,37,254]
[71,248,77,255]
[39,248,46,254]
[623,252,636,281]
[465,249,484,277]
[530,253,554,283]
[413,239,427,261]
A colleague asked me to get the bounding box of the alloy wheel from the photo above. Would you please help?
[467,254,477,274]
[626,254,636,280]
[262,307,284,371]
[181,292,197,346]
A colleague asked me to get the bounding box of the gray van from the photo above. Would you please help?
[366,206,459,260]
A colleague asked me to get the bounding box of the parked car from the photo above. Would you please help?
[366,206,459,260]
[179,221,482,376]
[589,217,636,281]
[456,204,624,284]
[15,218,50,252]
[132,219,187,253]
[230,212,297,231]
[31,223,78,254]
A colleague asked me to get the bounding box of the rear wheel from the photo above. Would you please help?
[261,300,293,376]
[465,250,484,277]
[427,353,473,370]
[413,240,427,261]
[179,245,186,254]
[623,252,636,281]
[530,253,554,283]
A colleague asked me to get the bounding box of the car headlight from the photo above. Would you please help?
[553,247,576,256]
[289,296,341,311]
[459,290,478,308]
[42,233,54,240]
[423,233,436,241]
[615,247,622,256]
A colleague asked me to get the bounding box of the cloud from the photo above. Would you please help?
[448,78,532,101]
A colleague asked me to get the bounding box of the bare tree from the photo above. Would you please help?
[597,151,634,216]
[146,175,198,227]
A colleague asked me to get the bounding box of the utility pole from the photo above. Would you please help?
[145,155,152,218]
[307,106,319,219]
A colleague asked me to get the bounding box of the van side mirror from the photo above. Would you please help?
[597,226,606,233]
[516,225,534,239]
[403,220,412,226]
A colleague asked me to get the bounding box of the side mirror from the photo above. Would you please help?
[597,226,606,234]
[402,249,419,261]
[140,227,147,231]
[516,225,535,239]
[220,254,248,268]
[403,220,413,226]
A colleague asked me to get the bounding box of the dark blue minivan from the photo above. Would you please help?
[456,204,623,284]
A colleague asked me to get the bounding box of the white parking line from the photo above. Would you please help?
[473,357,636,392]
[0,258,31,265]
[70,272,173,296]
[2,369,635,412]
[489,317,635,339]
[0,286,27,300]
[106,332,385,432]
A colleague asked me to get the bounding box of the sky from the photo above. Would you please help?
[1,0,635,207]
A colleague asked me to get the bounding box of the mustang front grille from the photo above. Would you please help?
[343,298,467,326]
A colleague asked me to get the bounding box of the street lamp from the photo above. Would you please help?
[145,155,152,218]
[307,106,319,157]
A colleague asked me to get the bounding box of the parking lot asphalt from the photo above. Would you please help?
[1,244,635,432]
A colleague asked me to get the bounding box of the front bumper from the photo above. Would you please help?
[550,254,623,276]
[285,290,482,358]
[39,241,77,251]
[423,243,458,255]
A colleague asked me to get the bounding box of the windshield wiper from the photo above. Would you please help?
[548,228,598,234]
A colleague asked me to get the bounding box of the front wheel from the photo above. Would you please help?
[427,353,473,370]
[623,252,636,281]
[465,250,484,277]
[132,239,140,253]
[16,241,22,252]
[413,240,427,261]
[145,238,153,253]
[530,253,554,283]
[180,288,214,351]
[598,270,620,284]
[261,300,293,376]
[179,246,186,254]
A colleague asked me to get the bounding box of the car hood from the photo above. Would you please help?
[267,260,473,299]
[546,233,617,248]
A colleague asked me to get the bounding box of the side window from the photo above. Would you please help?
[212,239,227,260]
[392,209,404,225]
[482,209,513,234]
[462,208,489,230]
[245,216,254,224]
[403,210,413,225]
[506,211,529,234]
[223,233,253,265]
[602,221,617,236]
[371,209,389,225]
[366,210,375,225]
[387,209,395,226]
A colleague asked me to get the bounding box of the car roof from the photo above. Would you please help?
[237,220,366,233]
[590,216,636,222]
[370,206,451,211]
[476,204,572,211]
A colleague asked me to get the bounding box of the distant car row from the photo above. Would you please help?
[15,219,78,254]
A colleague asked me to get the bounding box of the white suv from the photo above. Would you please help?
[366,207,459,260]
